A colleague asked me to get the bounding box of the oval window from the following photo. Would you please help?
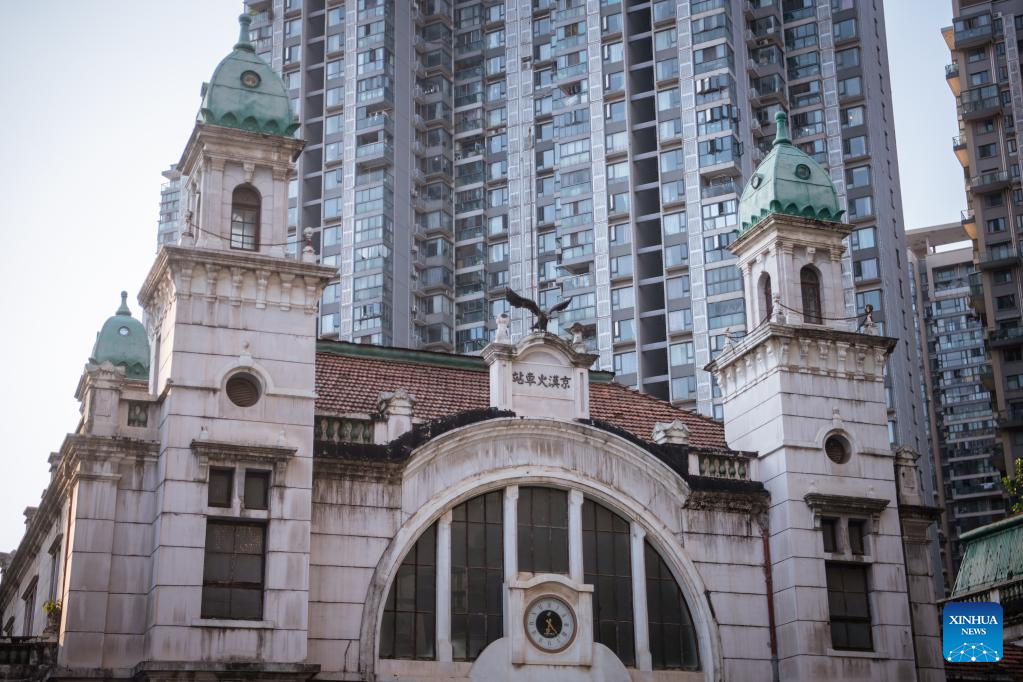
[824,434,851,464]
[226,372,261,407]
[795,164,811,180]
[750,174,763,189]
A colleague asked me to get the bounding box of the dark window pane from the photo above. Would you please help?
[208,468,233,507]
[451,491,504,662]
[380,524,438,660]
[201,521,265,620]
[826,562,873,650]
[244,470,270,510]
[848,521,865,555]
[821,518,838,552]
[518,487,569,574]
[583,498,636,667]
[646,540,700,670]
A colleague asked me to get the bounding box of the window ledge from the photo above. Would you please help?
[192,618,275,629]
[826,647,884,659]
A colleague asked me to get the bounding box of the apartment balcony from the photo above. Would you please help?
[701,179,738,199]
[744,0,778,20]
[969,281,986,313]
[972,170,1012,193]
[989,326,1023,348]
[953,20,994,49]
[961,96,1002,120]
[979,366,996,390]
[1001,407,1023,430]
[978,242,1022,270]
[355,141,394,168]
[745,25,781,48]
[953,135,970,167]
[355,112,393,133]
[946,62,961,96]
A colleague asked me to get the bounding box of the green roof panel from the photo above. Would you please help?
[951,514,1023,596]
[738,111,845,233]
[90,292,150,381]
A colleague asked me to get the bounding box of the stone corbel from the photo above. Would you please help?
[255,269,270,309]
[805,245,816,262]
[279,273,295,311]
[176,263,194,300]
[835,341,850,375]
[230,267,244,306]
[778,338,791,367]
[817,340,831,374]
[303,276,319,315]
[271,165,291,182]
[206,267,220,303]
[242,162,256,184]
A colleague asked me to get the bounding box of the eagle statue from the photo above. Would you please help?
[503,288,573,333]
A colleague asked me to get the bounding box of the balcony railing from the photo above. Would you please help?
[0,638,57,666]
[946,62,959,78]
[690,451,755,480]
[954,22,994,48]
[971,170,1011,192]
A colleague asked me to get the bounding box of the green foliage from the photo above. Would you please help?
[42,599,61,616]
[1003,458,1023,515]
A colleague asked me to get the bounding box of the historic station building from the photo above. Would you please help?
[0,17,946,682]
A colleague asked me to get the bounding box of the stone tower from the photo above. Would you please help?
[133,15,333,673]
[707,113,943,682]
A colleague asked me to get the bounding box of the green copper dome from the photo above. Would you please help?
[90,292,150,381]
[199,15,298,136]
[738,111,844,232]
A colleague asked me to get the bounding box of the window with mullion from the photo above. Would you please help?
[201,520,265,620]
[583,499,635,666]
[380,525,437,660]
[517,487,569,574]
[645,542,700,670]
[451,491,504,661]
[826,562,873,650]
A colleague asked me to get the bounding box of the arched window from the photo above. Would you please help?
[646,541,700,670]
[230,186,260,251]
[759,273,773,321]
[800,266,822,324]
[378,486,701,671]
[379,524,436,660]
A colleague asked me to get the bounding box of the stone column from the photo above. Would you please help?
[436,511,453,662]
[568,490,584,583]
[503,486,519,636]
[630,523,653,671]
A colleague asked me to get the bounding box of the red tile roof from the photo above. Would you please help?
[945,643,1023,681]
[315,343,728,450]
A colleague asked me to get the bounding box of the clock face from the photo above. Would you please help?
[524,596,576,653]
[241,70,261,88]
[118,326,130,336]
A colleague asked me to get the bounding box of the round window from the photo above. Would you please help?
[750,174,763,189]
[795,163,811,180]
[824,434,851,464]
[226,372,261,407]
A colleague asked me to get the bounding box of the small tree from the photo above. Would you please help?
[1003,458,1023,515]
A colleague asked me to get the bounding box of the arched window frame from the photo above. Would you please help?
[758,272,773,322]
[230,185,261,251]
[800,265,823,324]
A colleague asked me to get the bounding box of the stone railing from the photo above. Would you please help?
[0,637,56,680]
[316,416,375,444]
[942,577,1023,626]
[689,451,755,480]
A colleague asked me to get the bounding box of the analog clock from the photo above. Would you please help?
[524,596,577,653]
[118,326,130,336]
[241,70,261,88]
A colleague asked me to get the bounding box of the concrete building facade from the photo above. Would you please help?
[239,0,929,459]
[943,0,1023,502]
[907,223,1006,588]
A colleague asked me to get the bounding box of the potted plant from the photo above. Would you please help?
[41,600,61,636]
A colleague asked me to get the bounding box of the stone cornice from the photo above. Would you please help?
[705,322,897,397]
[732,213,853,256]
[176,122,305,178]
[190,438,298,481]
[804,493,891,528]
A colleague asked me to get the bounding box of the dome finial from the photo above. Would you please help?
[117,291,131,316]
[235,14,254,52]
[774,111,792,147]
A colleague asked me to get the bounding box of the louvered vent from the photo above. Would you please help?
[226,373,261,407]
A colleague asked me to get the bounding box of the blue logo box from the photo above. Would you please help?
[943,602,1003,663]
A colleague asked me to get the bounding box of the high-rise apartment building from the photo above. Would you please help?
[239,0,926,450]
[157,166,184,248]
[943,0,1023,509]
[908,223,1004,586]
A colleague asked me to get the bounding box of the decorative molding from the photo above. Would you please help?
[190,438,297,481]
[804,492,890,529]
